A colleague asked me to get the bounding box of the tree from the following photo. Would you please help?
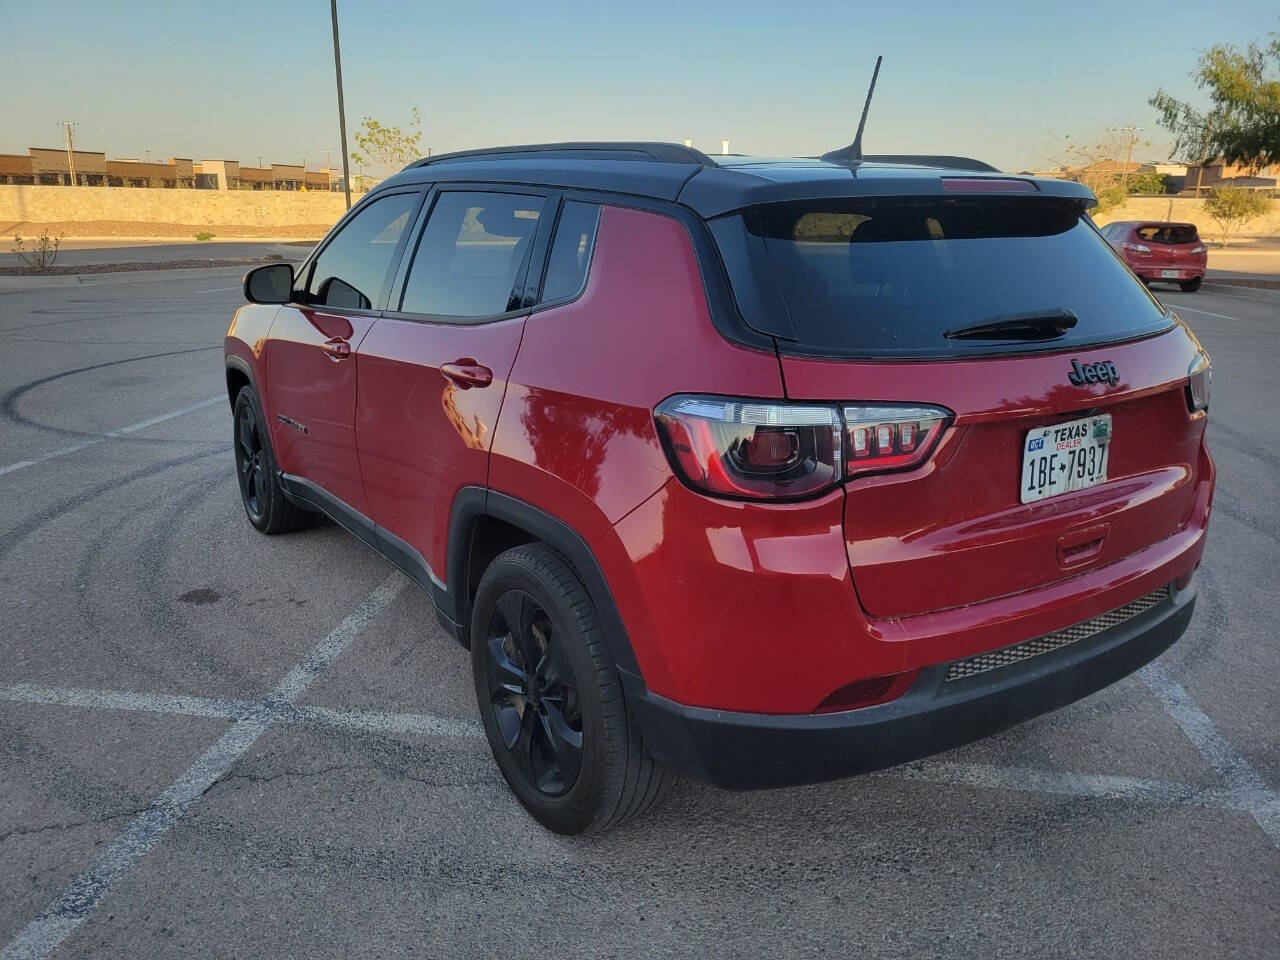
[1202,187,1273,246]
[1040,127,1148,213]
[350,108,423,176]
[1150,36,1280,167]
[1127,170,1169,195]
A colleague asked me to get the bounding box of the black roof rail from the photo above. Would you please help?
[860,154,1000,173]
[410,141,716,169]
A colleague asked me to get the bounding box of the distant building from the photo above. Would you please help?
[0,147,343,191]
[1182,159,1278,195]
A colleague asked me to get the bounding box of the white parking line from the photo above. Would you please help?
[1170,304,1245,322]
[0,675,1269,822]
[0,682,481,740]
[0,574,406,960]
[0,395,224,478]
[194,286,241,294]
[1139,662,1280,847]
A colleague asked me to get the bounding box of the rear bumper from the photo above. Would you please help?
[624,580,1195,790]
[1134,266,1205,281]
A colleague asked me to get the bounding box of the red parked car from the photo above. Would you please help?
[225,142,1214,833]
[1101,220,1208,292]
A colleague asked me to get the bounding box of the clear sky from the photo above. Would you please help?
[3,0,1276,173]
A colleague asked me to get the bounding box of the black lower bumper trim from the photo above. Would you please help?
[623,585,1195,790]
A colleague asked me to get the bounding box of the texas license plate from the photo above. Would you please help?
[1021,414,1112,504]
[1161,269,1180,278]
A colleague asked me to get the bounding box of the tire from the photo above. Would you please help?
[1180,277,1202,293]
[232,385,312,534]
[471,543,669,834]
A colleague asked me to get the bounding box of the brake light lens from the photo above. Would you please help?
[654,396,952,500]
[1123,242,1152,254]
[1187,349,1211,412]
[843,405,950,478]
[1190,244,1207,254]
[655,396,843,500]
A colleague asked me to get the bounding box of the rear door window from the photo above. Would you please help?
[305,192,419,310]
[710,196,1173,358]
[540,201,600,303]
[399,191,545,318]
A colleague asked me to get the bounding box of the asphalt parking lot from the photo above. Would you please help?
[0,269,1276,959]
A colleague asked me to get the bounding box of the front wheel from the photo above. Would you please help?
[232,386,312,534]
[1180,277,1202,293]
[471,543,668,834]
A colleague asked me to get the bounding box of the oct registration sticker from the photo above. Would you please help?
[1020,414,1112,504]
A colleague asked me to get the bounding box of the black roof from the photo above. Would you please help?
[380,141,1096,218]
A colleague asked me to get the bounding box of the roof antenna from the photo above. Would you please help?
[821,55,882,165]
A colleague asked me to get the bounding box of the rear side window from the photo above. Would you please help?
[711,196,1173,358]
[399,191,545,318]
[541,201,600,303]
[1135,223,1199,244]
[306,192,418,310]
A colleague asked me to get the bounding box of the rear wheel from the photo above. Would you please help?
[232,386,311,534]
[471,543,668,834]
[1180,277,1202,293]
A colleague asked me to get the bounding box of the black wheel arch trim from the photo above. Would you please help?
[447,487,642,677]
[224,354,258,410]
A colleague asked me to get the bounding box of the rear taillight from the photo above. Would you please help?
[1190,244,1207,254]
[1123,242,1152,254]
[843,404,950,478]
[654,396,843,500]
[1187,349,1211,413]
[654,396,951,501]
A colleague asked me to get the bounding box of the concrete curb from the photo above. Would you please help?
[1199,282,1280,305]
[0,265,252,293]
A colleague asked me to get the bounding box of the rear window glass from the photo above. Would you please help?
[711,197,1173,358]
[1135,223,1199,244]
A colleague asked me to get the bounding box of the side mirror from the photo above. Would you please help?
[244,263,294,304]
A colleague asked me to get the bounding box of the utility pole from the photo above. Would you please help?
[330,0,353,210]
[62,121,78,186]
[1120,126,1138,194]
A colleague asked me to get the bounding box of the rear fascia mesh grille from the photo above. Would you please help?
[944,586,1172,682]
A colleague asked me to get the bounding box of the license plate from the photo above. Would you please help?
[1021,414,1111,504]
[1161,269,1180,278]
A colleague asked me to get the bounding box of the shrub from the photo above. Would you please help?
[11,231,64,272]
[195,231,214,241]
[1202,187,1273,246]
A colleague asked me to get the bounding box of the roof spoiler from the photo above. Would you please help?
[863,154,1001,172]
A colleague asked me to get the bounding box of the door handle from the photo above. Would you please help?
[440,359,493,389]
[323,337,351,361]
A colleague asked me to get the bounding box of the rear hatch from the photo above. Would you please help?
[1129,222,1206,270]
[711,190,1208,619]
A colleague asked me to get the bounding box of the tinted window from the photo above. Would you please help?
[400,191,545,317]
[711,196,1172,358]
[1135,223,1199,244]
[306,192,418,310]
[541,201,600,302]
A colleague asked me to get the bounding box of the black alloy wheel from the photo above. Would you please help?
[235,400,267,522]
[485,589,584,795]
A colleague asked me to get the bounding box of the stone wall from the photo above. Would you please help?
[0,184,357,238]
[1092,196,1280,240]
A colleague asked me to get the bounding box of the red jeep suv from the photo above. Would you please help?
[225,142,1214,833]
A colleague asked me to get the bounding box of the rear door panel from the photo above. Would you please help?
[780,325,1207,619]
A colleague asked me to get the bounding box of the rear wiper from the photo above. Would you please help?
[944,308,1078,341]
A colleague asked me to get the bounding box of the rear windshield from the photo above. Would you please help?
[710,196,1173,358]
[1134,223,1199,244]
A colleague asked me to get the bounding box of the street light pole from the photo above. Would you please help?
[330,0,353,210]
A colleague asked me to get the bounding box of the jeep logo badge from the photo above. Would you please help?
[1068,359,1119,387]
